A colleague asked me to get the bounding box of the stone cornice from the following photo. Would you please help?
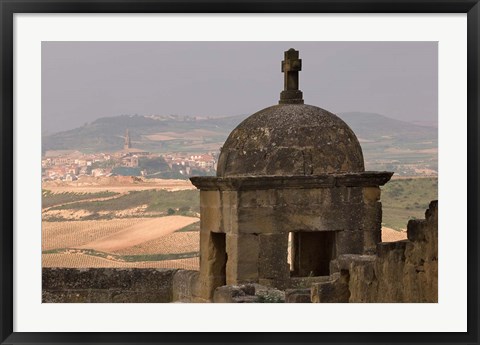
[190,172,394,191]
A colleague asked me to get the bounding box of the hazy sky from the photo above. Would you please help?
[42,41,437,133]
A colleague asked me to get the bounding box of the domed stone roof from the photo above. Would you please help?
[217,103,365,177]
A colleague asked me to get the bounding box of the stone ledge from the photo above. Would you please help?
[191,172,393,191]
[407,200,438,242]
[172,270,200,302]
[376,240,408,259]
[336,254,376,271]
[311,272,350,303]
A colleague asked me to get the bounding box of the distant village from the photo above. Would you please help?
[41,129,217,181]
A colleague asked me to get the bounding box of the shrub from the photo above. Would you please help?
[256,290,285,303]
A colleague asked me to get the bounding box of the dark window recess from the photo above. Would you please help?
[210,232,227,285]
[290,231,336,277]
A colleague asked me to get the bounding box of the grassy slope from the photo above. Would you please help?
[381,177,438,230]
[43,248,199,262]
[49,189,200,214]
[42,190,119,208]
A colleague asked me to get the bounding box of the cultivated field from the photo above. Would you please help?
[42,217,200,268]
[144,129,220,142]
[381,227,407,242]
[42,253,199,270]
[115,231,199,255]
[78,216,198,252]
[42,177,202,269]
[42,218,145,251]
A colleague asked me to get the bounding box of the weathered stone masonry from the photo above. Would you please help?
[188,173,392,301]
[42,268,177,303]
[317,200,438,303]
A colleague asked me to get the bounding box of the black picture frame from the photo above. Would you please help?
[1,1,479,344]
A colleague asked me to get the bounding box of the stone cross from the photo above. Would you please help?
[280,48,303,104]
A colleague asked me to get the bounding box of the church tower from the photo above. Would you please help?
[124,129,131,151]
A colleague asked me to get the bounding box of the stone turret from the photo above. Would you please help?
[189,49,393,302]
[124,129,131,151]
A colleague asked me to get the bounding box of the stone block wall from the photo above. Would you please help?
[191,173,392,298]
[42,268,177,303]
[312,200,438,303]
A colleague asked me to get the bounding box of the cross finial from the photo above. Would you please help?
[279,48,303,104]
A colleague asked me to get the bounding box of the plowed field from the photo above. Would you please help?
[42,253,199,270]
[42,216,200,269]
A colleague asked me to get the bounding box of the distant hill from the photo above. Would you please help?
[42,111,437,175]
[338,112,437,174]
[340,112,436,142]
[42,114,249,154]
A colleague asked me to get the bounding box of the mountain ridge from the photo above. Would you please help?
[43,111,436,152]
[42,111,437,175]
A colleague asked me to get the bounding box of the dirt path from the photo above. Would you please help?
[43,178,196,194]
[78,215,199,253]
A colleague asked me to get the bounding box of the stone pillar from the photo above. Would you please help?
[197,229,226,301]
[200,190,221,232]
[362,186,383,254]
[258,233,289,289]
[335,230,364,256]
[197,190,225,301]
[226,233,260,284]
